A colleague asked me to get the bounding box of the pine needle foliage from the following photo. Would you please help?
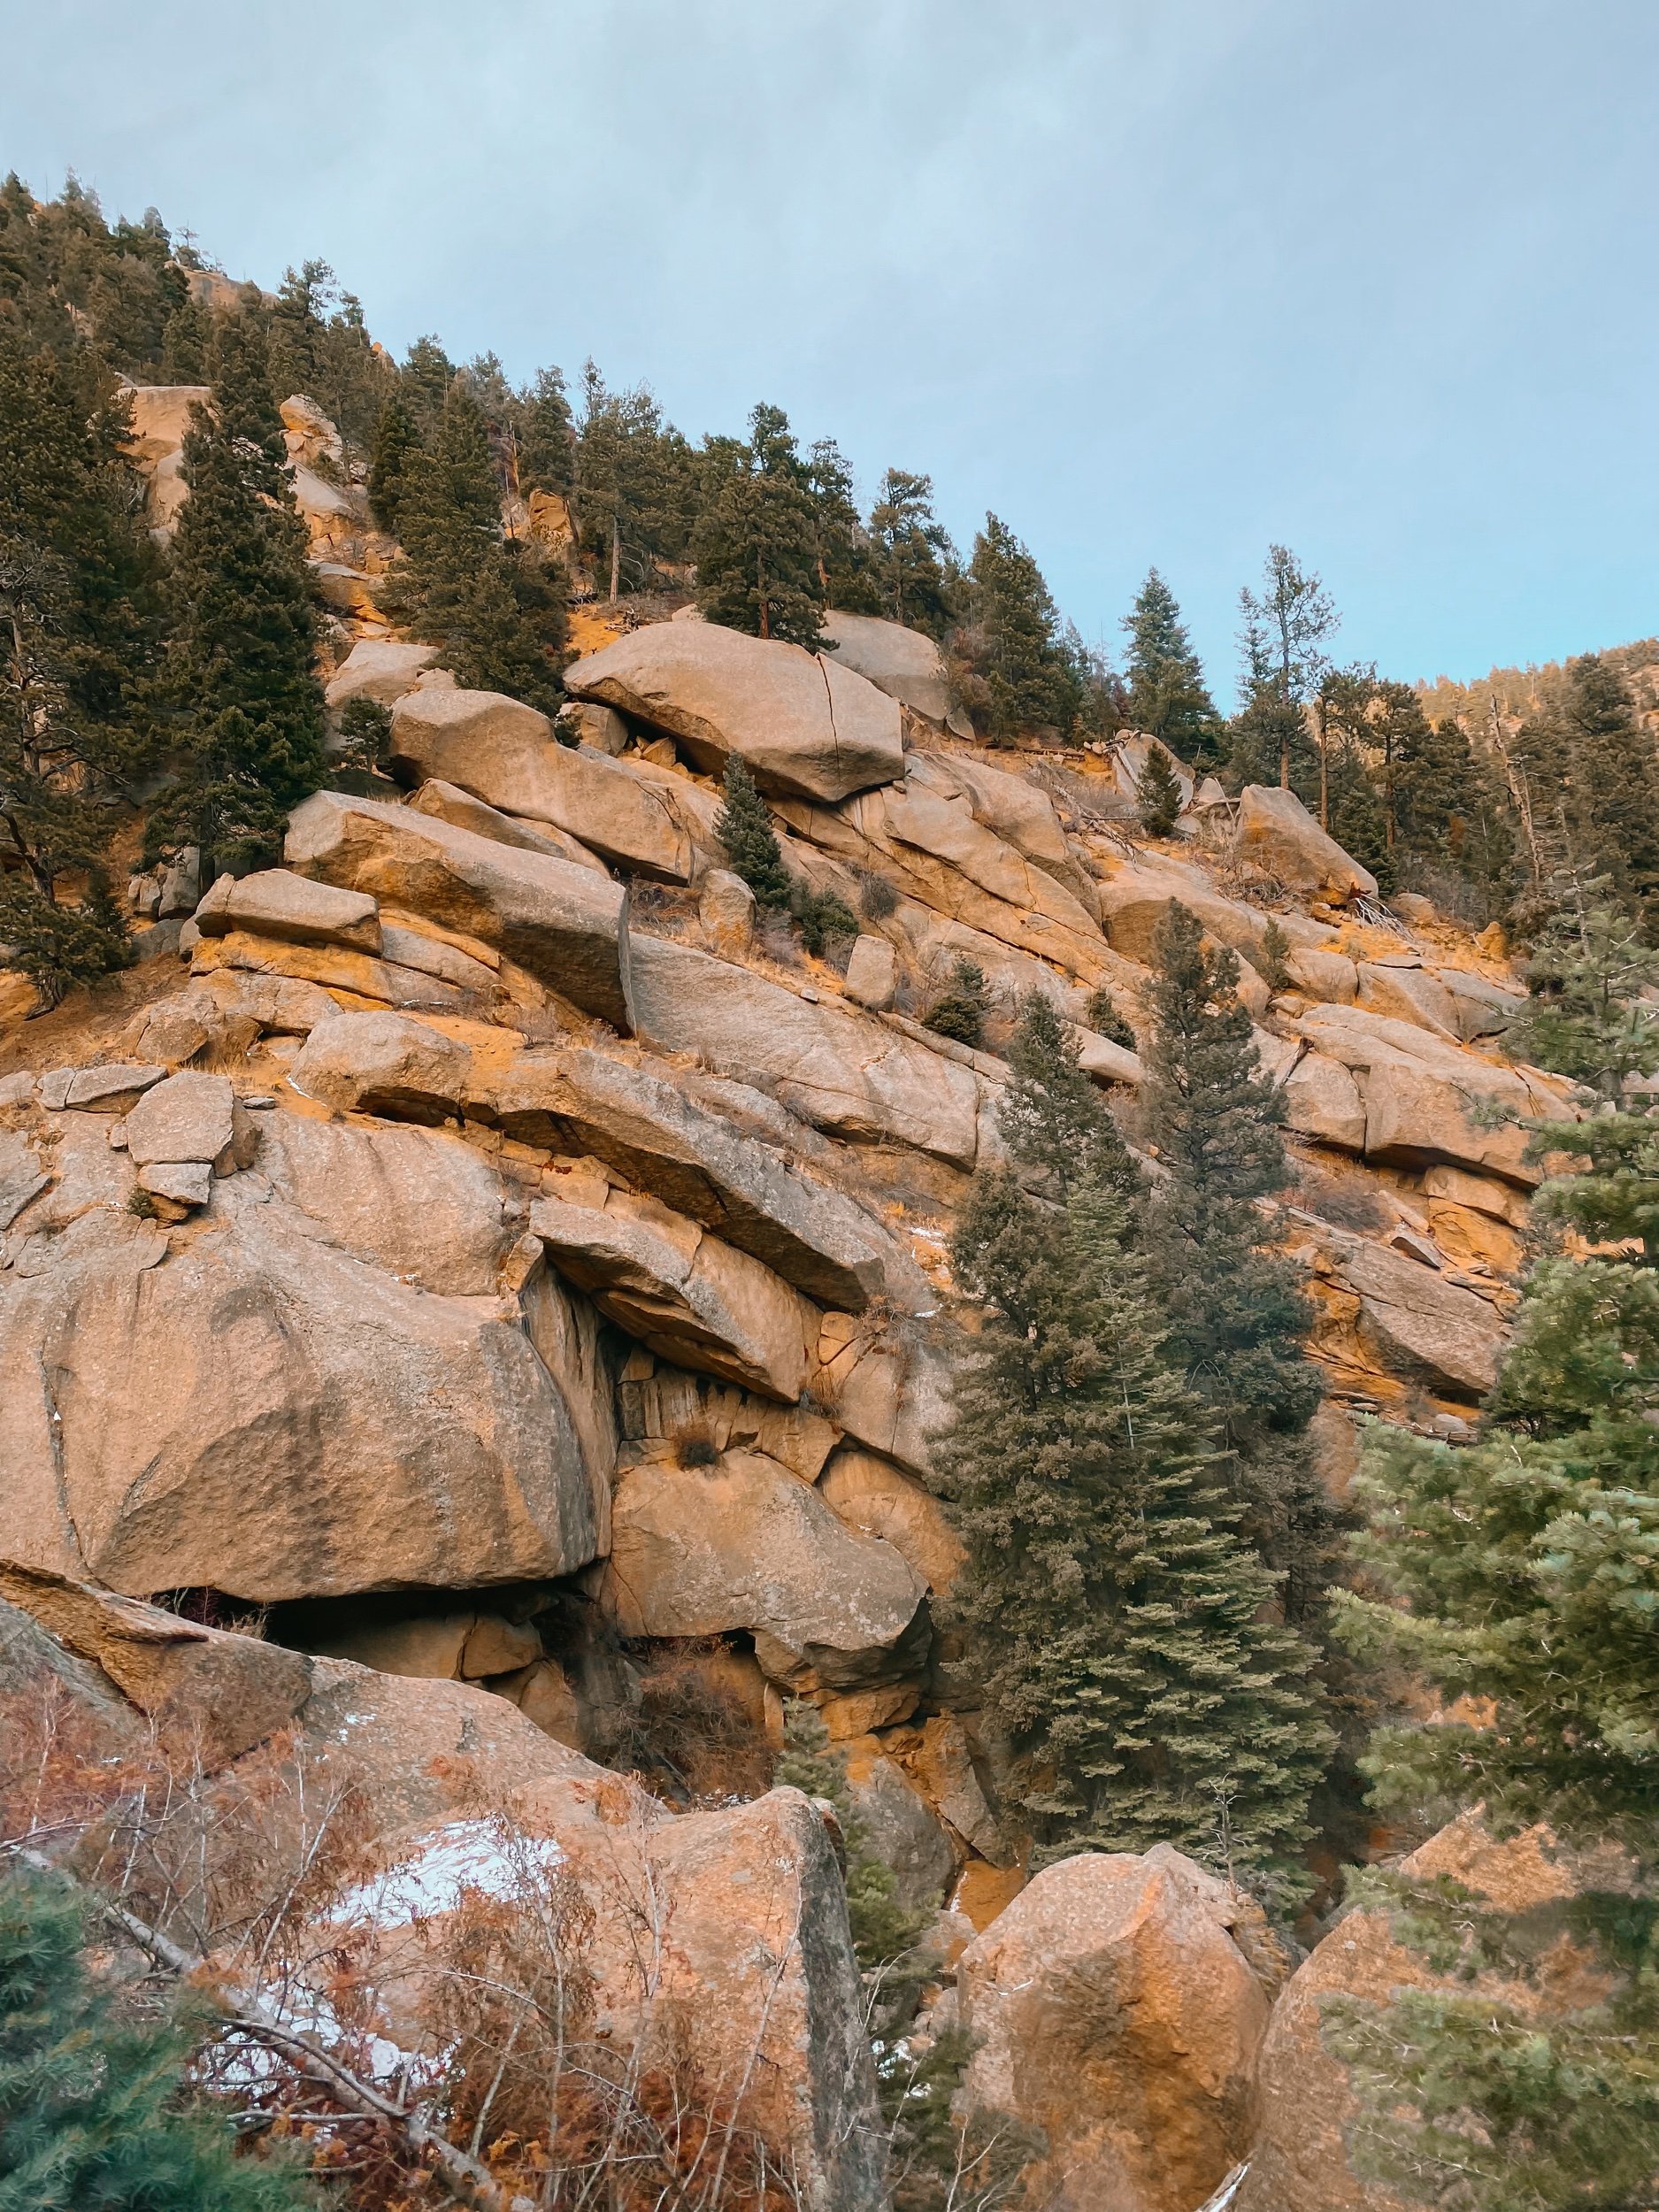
[1122,568,1222,765]
[0,1867,314,2211]
[1135,742,1184,836]
[151,311,326,875]
[922,958,990,1048]
[714,755,792,908]
[1000,989,1140,1207]
[693,403,825,647]
[1140,902,1320,1446]
[936,1166,1332,1886]
[1330,979,1659,2209]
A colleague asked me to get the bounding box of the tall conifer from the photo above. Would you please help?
[153,311,325,875]
[693,403,825,645]
[1122,569,1222,764]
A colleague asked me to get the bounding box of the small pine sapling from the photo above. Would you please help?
[1084,985,1138,1050]
[923,957,990,1047]
[1257,918,1295,995]
[714,756,793,909]
[790,883,859,957]
[1136,743,1184,836]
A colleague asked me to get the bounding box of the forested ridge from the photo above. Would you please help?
[4,171,1659,2212]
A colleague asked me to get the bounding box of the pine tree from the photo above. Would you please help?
[866,469,956,638]
[1122,569,1222,764]
[1504,875,1659,1100]
[1140,902,1319,1441]
[804,437,879,612]
[1233,546,1338,790]
[151,311,326,876]
[573,364,695,600]
[383,379,565,712]
[518,365,574,495]
[1331,1054,1659,2207]
[367,393,418,531]
[998,988,1139,1205]
[962,515,1081,742]
[0,328,161,995]
[0,1869,313,2209]
[693,403,825,645]
[1136,741,1184,835]
[1561,653,1659,933]
[922,957,990,1047]
[714,755,792,908]
[936,1169,1331,1883]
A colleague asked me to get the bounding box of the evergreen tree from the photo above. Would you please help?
[399,333,456,435]
[151,311,326,876]
[1561,652,1659,933]
[936,1168,1331,1882]
[383,379,565,712]
[693,403,825,645]
[1232,545,1338,790]
[573,364,695,600]
[517,365,574,495]
[714,755,792,908]
[866,469,955,638]
[804,436,879,612]
[1504,875,1659,1100]
[1331,1062,1659,2206]
[999,988,1139,1205]
[1140,902,1319,1442]
[1122,568,1222,765]
[366,393,418,532]
[0,328,161,995]
[962,514,1081,742]
[922,957,990,1047]
[1135,741,1184,835]
[0,1869,313,2210]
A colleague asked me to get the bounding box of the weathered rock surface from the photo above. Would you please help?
[627,934,981,1166]
[290,1010,471,1122]
[1236,785,1379,900]
[406,778,613,873]
[388,688,695,880]
[841,1736,960,1909]
[698,867,756,957]
[818,1447,963,1594]
[0,1185,608,1601]
[1306,1222,1509,1398]
[481,1044,899,1309]
[564,622,906,802]
[121,1070,238,1168]
[813,1315,951,1480]
[958,1846,1285,2212]
[121,382,209,535]
[324,639,439,709]
[819,611,966,731]
[606,1450,929,1687]
[196,868,382,953]
[1282,1048,1367,1150]
[530,1191,812,1402]
[285,790,634,1029]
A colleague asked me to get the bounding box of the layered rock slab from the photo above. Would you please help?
[564,621,905,802]
[284,789,634,1029]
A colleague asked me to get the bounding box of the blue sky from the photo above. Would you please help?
[6,0,1656,701]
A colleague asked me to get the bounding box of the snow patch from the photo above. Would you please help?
[328,1816,565,1928]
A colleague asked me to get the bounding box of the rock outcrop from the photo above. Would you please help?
[956,1846,1286,2212]
[819,611,968,732]
[564,622,907,802]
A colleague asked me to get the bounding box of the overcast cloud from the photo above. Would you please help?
[5,0,1655,695]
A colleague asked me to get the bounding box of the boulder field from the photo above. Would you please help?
[0,579,1580,2208]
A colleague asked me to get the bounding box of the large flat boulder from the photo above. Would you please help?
[0,1184,608,1602]
[627,934,982,1167]
[606,1448,929,1687]
[284,790,634,1030]
[388,687,695,881]
[957,1846,1285,2212]
[481,1044,897,1310]
[1236,785,1379,900]
[564,622,905,802]
[818,1446,963,1594]
[195,867,382,953]
[121,1070,238,1168]
[289,1010,471,1122]
[324,638,437,709]
[819,611,965,730]
[530,1191,812,1402]
[406,778,612,873]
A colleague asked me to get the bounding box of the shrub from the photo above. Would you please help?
[791,884,858,957]
[858,869,899,921]
[923,957,990,1048]
[714,756,792,909]
[1257,918,1295,994]
[1084,985,1137,1049]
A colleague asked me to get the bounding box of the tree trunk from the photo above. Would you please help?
[609,513,620,604]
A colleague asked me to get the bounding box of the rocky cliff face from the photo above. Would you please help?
[0,388,1583,2208]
